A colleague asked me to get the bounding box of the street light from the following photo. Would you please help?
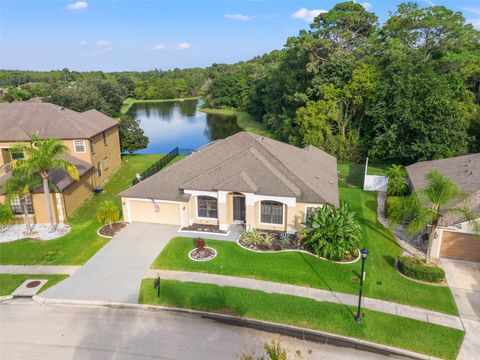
[355,248,369,323]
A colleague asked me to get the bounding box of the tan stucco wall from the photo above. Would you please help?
[90,126,121,186]
[126,199,182,225]
[0,192,60,225]
[63,139,92,164]
[62,171,94,218]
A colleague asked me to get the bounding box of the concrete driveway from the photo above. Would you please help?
[42,223,179,303]
[441,258,480,359]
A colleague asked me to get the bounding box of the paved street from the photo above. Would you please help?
[0,300,388,360]
[42,223,179,303]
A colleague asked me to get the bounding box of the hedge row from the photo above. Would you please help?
[398,256,445,283]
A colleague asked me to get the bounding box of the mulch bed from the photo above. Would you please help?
[189,247,217,261]
[239,232,305,252]
[98,222,128,237]
[181,223,227,234]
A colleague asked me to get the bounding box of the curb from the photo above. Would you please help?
[96,222,128,239]
[0,295,13,302]
[32,295,437,360]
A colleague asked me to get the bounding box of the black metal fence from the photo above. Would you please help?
[132,147,194,185]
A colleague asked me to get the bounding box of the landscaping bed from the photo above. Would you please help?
[180,224,226,234]
[397,256,446,284]
[98,222,128,238]
[188,247,217,262]
[139,279,464,360]
[239,230,300,251]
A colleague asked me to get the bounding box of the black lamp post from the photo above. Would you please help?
[355,248,369,323]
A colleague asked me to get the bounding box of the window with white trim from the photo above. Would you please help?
[305,205,321,220]
[10,195,34,215]
[197,196,217,218]
[103,156,108,170]
[261,201,283,224]
[74,140,86,153]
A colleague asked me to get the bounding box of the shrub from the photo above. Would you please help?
[386,164,408,196]
[96,200,121,228]
[0,203,14,233]
[195,237,206,251]
[240,229,273,248]
[302,203,361,261]
[278,232,290,245]
[385,196,401,218]
[398,256,445,283]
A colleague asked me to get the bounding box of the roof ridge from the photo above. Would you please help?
[240,171,258,192]
[47,103,90,138]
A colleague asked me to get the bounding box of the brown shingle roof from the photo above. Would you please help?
[0,102,118,141]
[406,153,480,226]
[120,132,339,205]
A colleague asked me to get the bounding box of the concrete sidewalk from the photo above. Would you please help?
[0,265,80,275]
[145,269,463,331]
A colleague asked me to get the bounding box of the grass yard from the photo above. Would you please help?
[152,187,457,315]
[0,154,164,265]
[139,280,463,360]
[0,274,68,296]
[200,107,274,139]
[337,162,387,188]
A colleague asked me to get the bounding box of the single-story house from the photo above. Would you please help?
[0,101,122,224]
[406,153,480,261]
[120,131,339,233]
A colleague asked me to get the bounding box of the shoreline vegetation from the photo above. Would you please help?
[120,97,202,115]
[199,107,274,138]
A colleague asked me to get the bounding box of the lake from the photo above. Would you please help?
[129,99,242,154]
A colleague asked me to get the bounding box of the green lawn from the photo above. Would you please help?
[0,274,68,296]
[337,162,387,188]
[0,154,163,265]
[140,280,463,360]
[200,107,274,139]
[152,187,457,315]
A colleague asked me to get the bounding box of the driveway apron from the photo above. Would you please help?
[42,223,179,303]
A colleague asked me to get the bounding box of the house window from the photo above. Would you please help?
[97,162,102,177]
[103,156,108,170]
[197,196,217,218]
[10,151,24,160]
[305,205,321,220]
[261,201,283,225]
[74,140,86,153]
[90,141,94,154]
[10,195,34,215]
[102,131,107,145]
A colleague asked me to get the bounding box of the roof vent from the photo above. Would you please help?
[315,175,320,179]
[60,107,64,110]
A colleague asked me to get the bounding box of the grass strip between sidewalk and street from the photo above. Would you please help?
[0,274,68,296]
[139,279,464,360]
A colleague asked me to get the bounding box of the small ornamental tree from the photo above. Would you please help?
[195,237,206,251]
[0,203,14,233]
[96,201,121,228]
[118,115,149,154]
[302,203,361,261]
[386,164,408,196]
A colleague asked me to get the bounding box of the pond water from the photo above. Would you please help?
[129,99,241,154]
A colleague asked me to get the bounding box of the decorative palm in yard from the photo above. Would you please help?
[13,135,79,232]
[302,203,361,261]
[96,200,121,228]
[386,164,408,196]
[3,171,42,235]
[389,170,478,264]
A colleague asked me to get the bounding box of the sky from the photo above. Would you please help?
[1,0,479,72]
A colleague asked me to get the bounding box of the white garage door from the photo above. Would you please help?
[128,200,181,225]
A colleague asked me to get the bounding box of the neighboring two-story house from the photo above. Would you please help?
[0,102,121,224]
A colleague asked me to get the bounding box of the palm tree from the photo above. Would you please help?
[385,164,408,196]
[3,171,42,235]
[13,135,79,232]
[389,170,478,264]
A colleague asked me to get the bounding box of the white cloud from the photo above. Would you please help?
[79,40,87,46]
[96,39,110,47]
[225,13,250,21]
[461,7,480,15]
[361,2,373,10]
[93,47,112,56]
[66,1,88,10]
[470,19,480,30]
[149,44,166,51]
[423,0,435,6]
[177,42,191,50]
[291,8,326,22]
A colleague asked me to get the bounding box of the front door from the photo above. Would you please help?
[233,196,246,223]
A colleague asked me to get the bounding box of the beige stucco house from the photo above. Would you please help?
[406,153,480,262]
[0,102,121,224]
[120,132,339,233]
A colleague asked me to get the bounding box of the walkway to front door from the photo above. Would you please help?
[41,223,179,303]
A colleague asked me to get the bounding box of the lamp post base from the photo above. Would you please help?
[355,313,363,323]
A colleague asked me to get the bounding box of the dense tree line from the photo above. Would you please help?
[203,2,480,163]
[0,68,207,117]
